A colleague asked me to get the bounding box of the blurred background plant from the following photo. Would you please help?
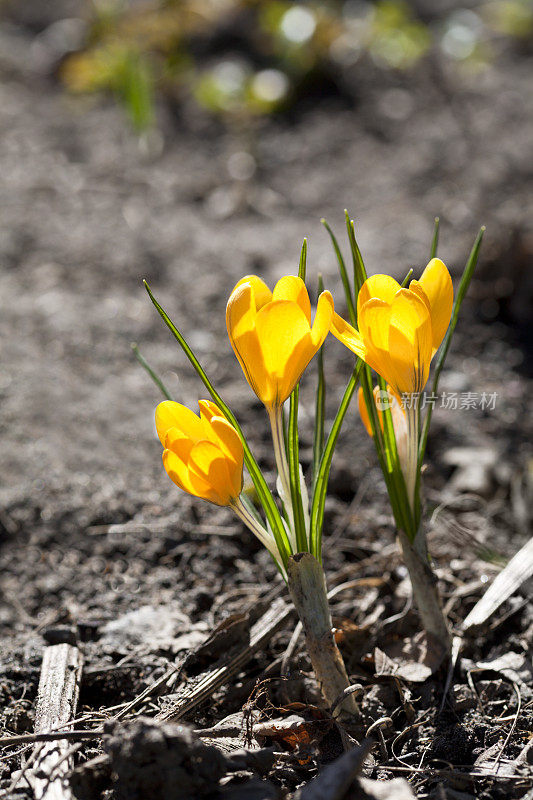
[3,0,529,132]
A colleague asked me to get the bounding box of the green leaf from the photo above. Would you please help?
[288,384,308,551]
[418,226,485,472]
[321,218,356,326]
[360,366,414,538]
[131,342,173,401]
[143,280,291,566]
[312,274,326,493]
[430,217,440,260]
[298,238,307,282]
[400,268,413,288]
[309,361,362,560]
[344,211,367,294]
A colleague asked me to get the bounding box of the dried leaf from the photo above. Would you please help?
[254,714,331,751]
[473,651,533,692]
[375,631,444,682]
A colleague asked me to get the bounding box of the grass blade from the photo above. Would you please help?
[310,361,362,560]
[321,218,356,325]
[298,239,307,281]
[144,280,291,566]
[430,217,440,260]
[288,384,308,551]
[131,342,173,401]
[344,211,367,293]
[312,275,326,493]
[400,268,413,288]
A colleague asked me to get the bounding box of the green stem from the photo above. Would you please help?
[232,496,284,570]
[404,397,420,517]
[268,405,295,551]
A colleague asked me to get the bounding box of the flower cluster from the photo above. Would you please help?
[155,257,453,550]
[144,217,483,699]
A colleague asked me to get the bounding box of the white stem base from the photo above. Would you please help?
[287,553,359,718]
[398,527,451,657]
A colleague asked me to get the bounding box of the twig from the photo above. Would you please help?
[494,682,522,768]
[157,597,293,721]
[111,658,187,722]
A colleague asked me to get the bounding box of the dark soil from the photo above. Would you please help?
[0,2,532,798]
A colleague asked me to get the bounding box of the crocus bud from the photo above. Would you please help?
[156,399,244,507]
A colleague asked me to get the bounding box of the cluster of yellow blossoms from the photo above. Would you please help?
[155,258,453,526]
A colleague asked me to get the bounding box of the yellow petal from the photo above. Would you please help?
[164,426,194,463]
[357,387,374,437]
[310,290,334,347]
[209,416,244,470]
[330,312,367,361]
[358,298,395,385]
[272,275,311,323]
[226,282,273,404]
[231,275,272,311]
[162,448,207,497]
[387,289,432,394]
[408,280,431,315]
[188,440,238,505]
[226,281,255,341]
[155,401,203,446]
[198,399,220,422]
[254,300,310,403]
[357,274,400,322]
[274,333,316,403]
[416,258,453,354]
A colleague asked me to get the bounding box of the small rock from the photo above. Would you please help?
[104,718,228,800]
[101,605,191,653]
[42,625,78,646]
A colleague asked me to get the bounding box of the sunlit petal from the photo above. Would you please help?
[273,275,311,322]
[310,290,334,347]
[357,274,400,322]
[189,441,237,506]
[155,401,204,446]
[227,274,329,408]
[388,290,432,394]
[164,426,194,463]
[416,258,453,353]
[330,312,367,360]
[254,300,310,403]
[163,448,204,496]
[209,416,244,470]
[232,275,272,311]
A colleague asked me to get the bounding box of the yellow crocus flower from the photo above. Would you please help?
[156,398,284,564]
[156,399,244,507]
[226,274,334,409]
[331,258,453,398]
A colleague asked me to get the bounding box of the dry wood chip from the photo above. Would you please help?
[31,643,83,800]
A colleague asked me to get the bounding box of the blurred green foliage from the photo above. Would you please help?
[59,0,533,131]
